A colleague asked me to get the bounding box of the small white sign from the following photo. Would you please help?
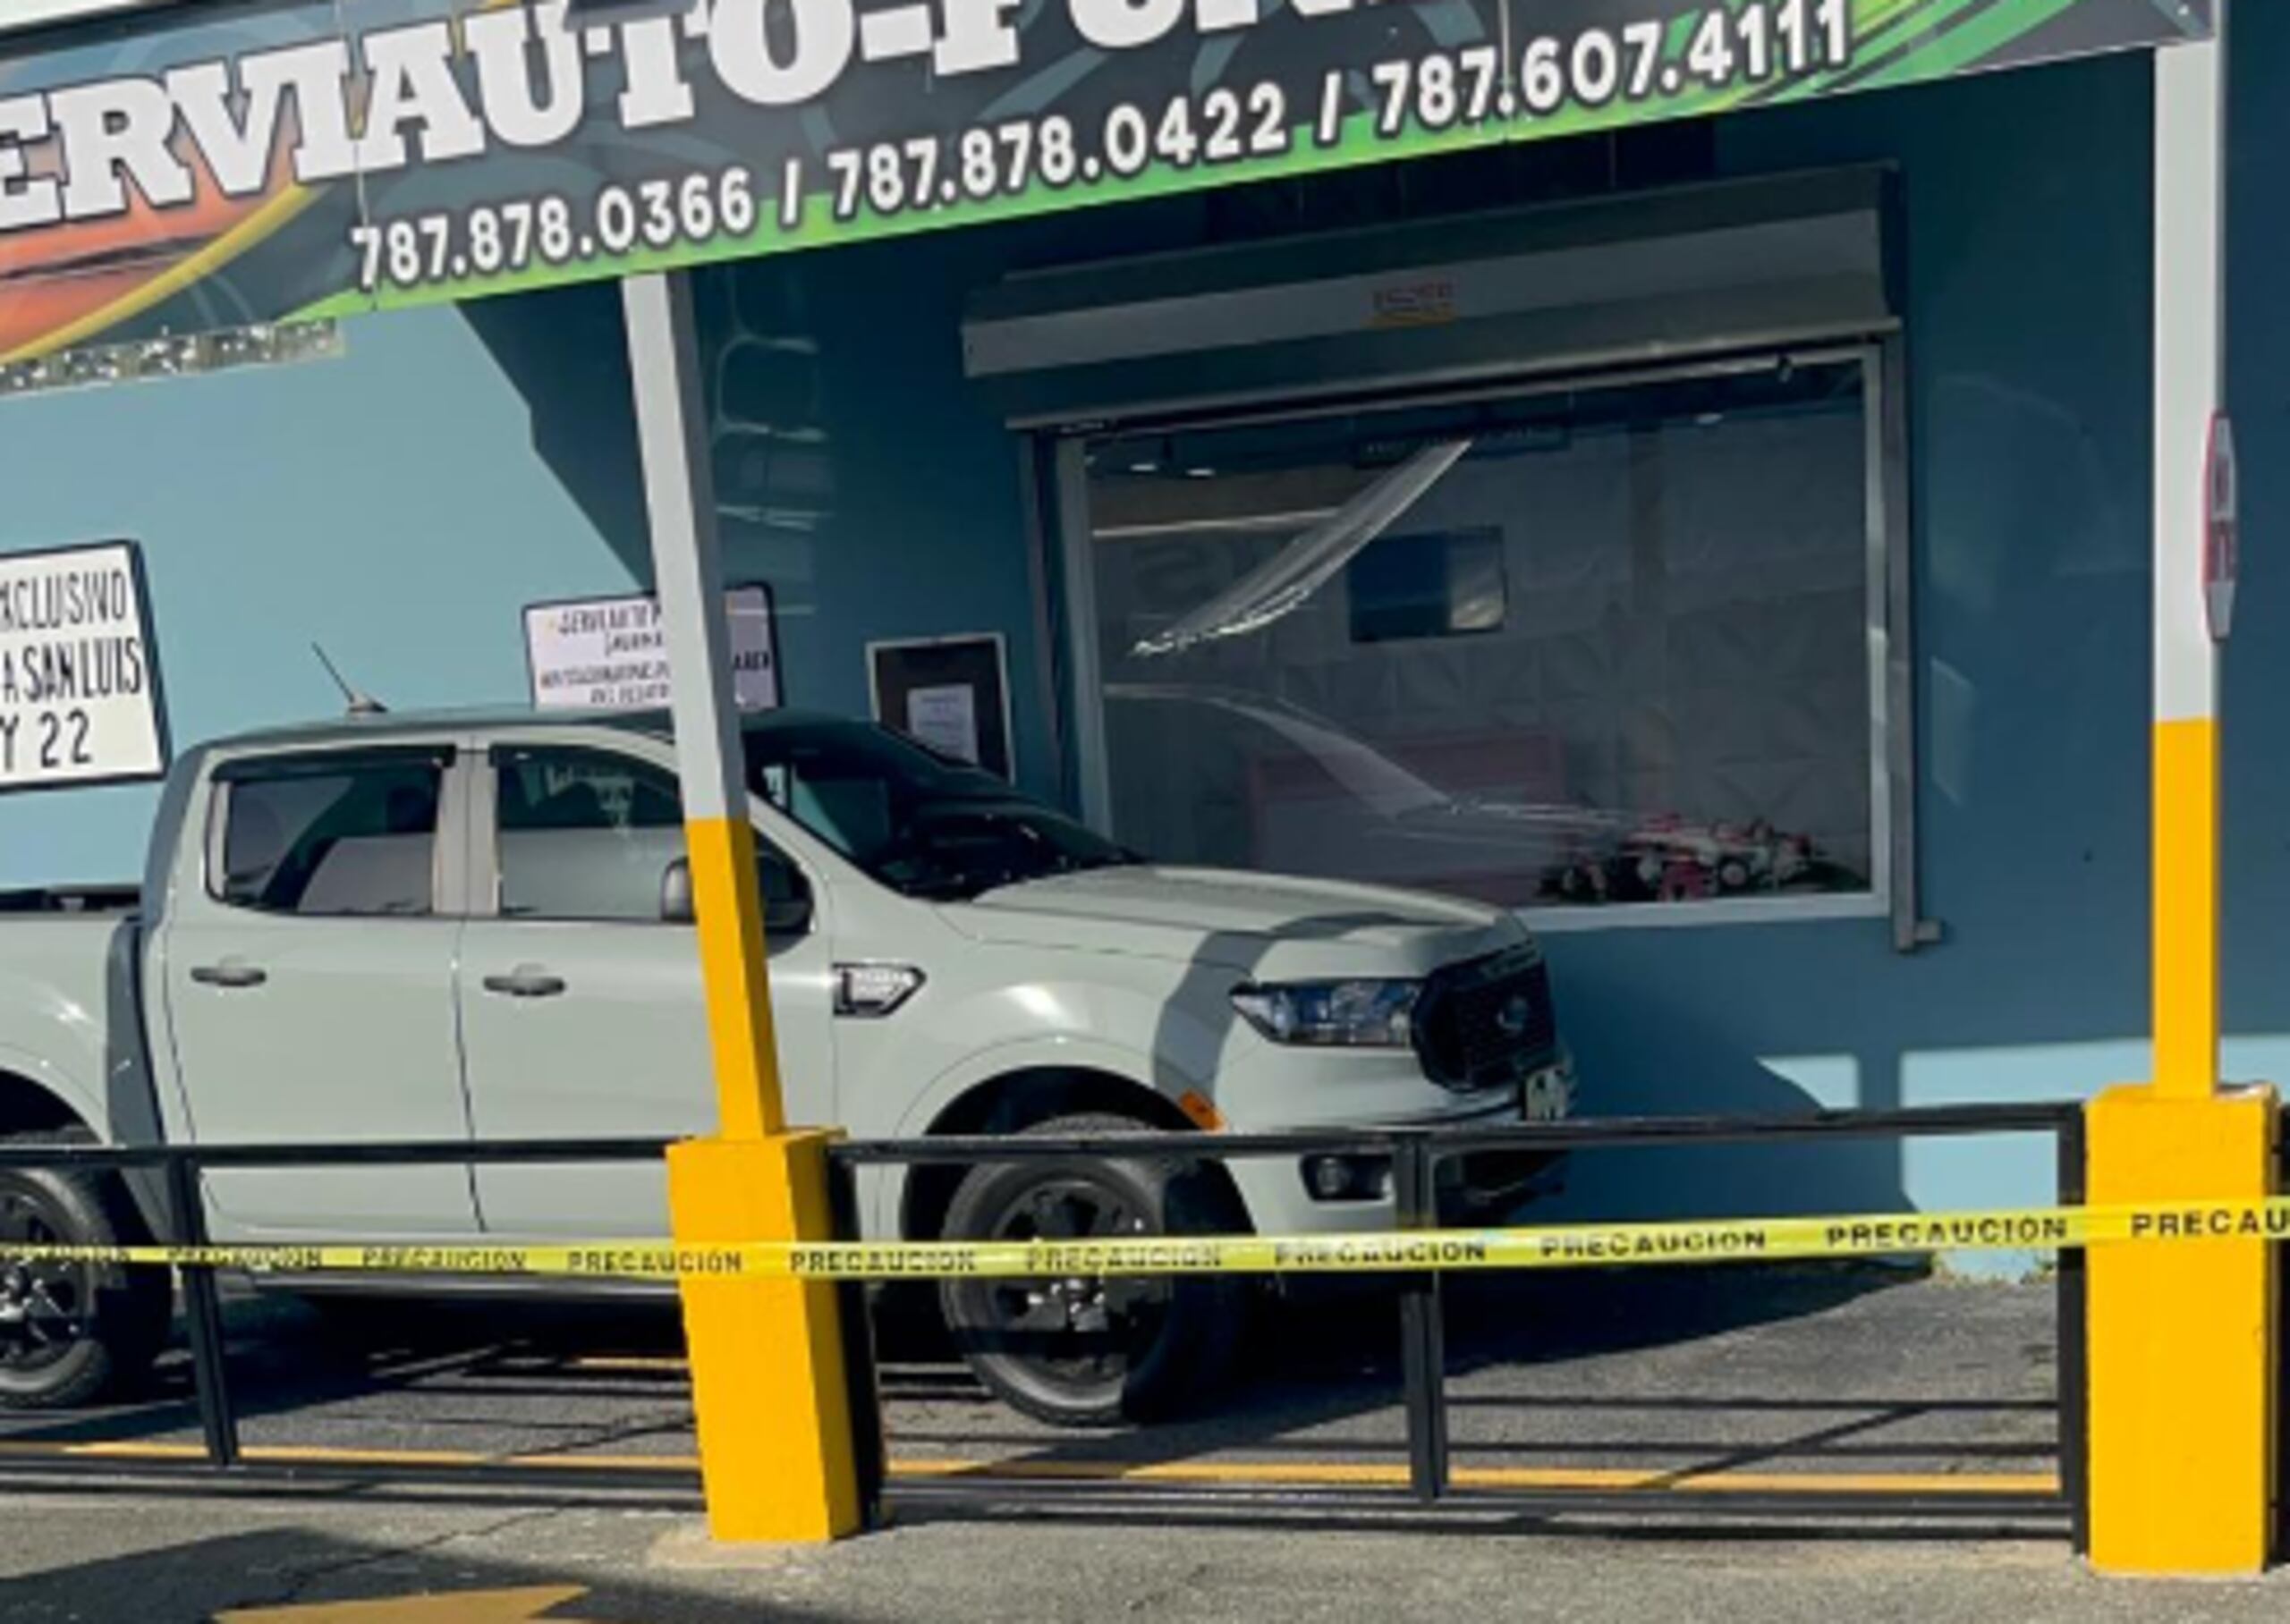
[525,585,780,714]
[0,541,167,792]
[906,682,981,765]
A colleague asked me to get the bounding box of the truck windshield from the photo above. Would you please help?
[742,720,1139,901]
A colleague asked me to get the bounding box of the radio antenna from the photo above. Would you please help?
[312,643,387,716]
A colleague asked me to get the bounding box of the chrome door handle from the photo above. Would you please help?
[482,968,567,999]
[189,962,267,990]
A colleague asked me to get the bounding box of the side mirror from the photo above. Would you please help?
[762,891,813,937]
[664,854,811,935]
[660,857,695,924]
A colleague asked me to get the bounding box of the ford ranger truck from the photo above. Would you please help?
[0,708,1573,1425]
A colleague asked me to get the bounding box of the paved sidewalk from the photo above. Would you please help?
[0,1265,2265,1621]
[0,1488,2284,1623]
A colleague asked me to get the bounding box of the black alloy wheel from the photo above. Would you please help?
[0,1135,170,1410]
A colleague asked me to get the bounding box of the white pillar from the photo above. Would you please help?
[2150,20,2228,1104]
[622,269,788,1138]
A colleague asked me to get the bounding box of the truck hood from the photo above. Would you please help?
[941,865,1530,977]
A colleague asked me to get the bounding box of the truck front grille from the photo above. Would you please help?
[1413,948,1557,1094]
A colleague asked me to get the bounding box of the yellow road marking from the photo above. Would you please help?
[892,1458,2061,1497]
[0,1436,2058,1498]
[216,1586,596,1623]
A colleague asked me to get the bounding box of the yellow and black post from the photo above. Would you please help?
[622,269,864,1544]
[2088,4,2278,1576]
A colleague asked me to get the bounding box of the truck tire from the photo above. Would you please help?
[0,1132,171,1410]
[938,1113,1246,1427]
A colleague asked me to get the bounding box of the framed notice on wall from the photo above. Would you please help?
[868,633,1014,781]
[0,540,169,793]
[525,583,780,714]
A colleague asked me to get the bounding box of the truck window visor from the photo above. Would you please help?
[213,745,456,782]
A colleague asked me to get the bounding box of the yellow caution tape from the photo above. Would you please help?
[4,1197,2288,1281]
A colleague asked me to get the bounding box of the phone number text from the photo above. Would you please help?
[350,1,1854,294]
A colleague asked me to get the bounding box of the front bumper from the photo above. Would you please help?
[1225,1054,1575,1237]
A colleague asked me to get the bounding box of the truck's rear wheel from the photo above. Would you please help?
[938,1113,1245,1427]
[0,1134,169,1410]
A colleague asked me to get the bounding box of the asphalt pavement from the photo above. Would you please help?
[0,1264,2274,1620]
[0,1263,2065,1484]
[1,1487,2286,1622]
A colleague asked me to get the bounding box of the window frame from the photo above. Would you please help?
[471,740,814,930]
[1049,343,1919,943]
[201,745,461,922]
[483,743,694,926]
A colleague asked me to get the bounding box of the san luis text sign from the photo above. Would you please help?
[0,0,2213,360]
[0,541,167,792]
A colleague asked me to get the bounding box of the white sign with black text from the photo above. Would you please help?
[0,541,167,792]
[905,683,982,765]
[525,584,781,714]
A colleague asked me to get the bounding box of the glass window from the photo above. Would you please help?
[495,748,811,924]
[496,749,688,922]
[742,717,1133,901]
[216,759,441,918]
[1085,359,1875,913]
[1349,527,1507,645]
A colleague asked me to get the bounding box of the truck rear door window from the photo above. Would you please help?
[215,761,442,917]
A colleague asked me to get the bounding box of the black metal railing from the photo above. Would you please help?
[829,1101,2088,1533]
[0,1104,2088,1536]
[0,1136,675,1493]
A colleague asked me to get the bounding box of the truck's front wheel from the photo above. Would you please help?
[938,1113,1245,1427]
[0,1136,170,1410]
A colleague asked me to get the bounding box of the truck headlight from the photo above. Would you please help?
[1230,979,1421,1048]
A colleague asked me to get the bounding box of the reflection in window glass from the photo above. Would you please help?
[1088,361,1873,911]
[219,763,439,918]
[1349,528,1508,644]
[742,719,1128,901]
[496,750,687,922]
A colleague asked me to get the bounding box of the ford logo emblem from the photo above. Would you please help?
[1497,995,1532,1037]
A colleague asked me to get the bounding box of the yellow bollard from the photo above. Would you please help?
[2086,1081,2279,1574]
[668,1129,864,1544]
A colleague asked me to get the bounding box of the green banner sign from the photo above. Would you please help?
[0,0,2213,361]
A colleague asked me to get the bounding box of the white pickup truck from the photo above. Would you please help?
[0,708,1573,1424]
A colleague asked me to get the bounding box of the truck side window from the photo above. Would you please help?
[216,761,442,918]
[496,749,810,924]
[496,750,685,923]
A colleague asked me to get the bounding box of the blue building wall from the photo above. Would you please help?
[648,49,2191,1239]
[691,239,1068,804]
[0,300,642,888]
[1543,51,2162,1234]
[4,30,2279,1253]
[2219,2,2290,1133]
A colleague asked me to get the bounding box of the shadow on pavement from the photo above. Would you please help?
[879,1261,2014,1473]
[0,1526,833,1624]
[0,1292,693,1454]
[0,1262,2059,1500]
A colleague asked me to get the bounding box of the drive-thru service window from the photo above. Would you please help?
[1079,353,1882,921]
